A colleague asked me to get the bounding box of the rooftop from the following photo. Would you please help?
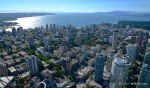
[19,71,30,77]
[148,38,150,43]
[113,58,128,65]
[8,67,17,72]
[71,59,78,65]
[0,61,6,66]
[41,61,49,67]
[41,69,56,76]
[142,63,150,72]
[4,56,12,60]
[0,76,15,88]
[18,51,27,57]
[57,80,68,88]
[88,80,102,88]
[78,66,94,78]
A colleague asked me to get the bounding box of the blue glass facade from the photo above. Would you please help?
[94,54,104,82]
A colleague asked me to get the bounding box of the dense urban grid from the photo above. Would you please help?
[0,23,149,88]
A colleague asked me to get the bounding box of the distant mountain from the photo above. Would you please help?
[95,11,150,18]
[104,11,142,14]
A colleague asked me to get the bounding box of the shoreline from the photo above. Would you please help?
[1,13,150,31]
[0,13,55,30]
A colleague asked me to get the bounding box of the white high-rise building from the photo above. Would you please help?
[26,55,39,76]
[109,58,130,88]
[126,25,130,30]
[0,62,8,77]
[112,30,119,50]
[127,44,137,64]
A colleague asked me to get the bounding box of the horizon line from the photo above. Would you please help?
[0,10,150,13]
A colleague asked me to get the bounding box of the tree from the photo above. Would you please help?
[128,69,133,76]
[134,76,138,82]
[16,84,24,88]
[37,55,43,61]
[123,85,127,88]
[67,76,74,82]
[89,74,93,80]
[132,63,136,69]
[28,50,35,55]
[86,84,93,88]
[43,58,54,68]
[54,65,61,71]
[43,58,49,62]
[54,65,64,77]
[24,45,30,51]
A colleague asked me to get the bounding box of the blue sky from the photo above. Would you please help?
[0,0,150,12]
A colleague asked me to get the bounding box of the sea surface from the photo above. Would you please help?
[8,13,150,29]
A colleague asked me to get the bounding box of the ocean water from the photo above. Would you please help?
[9,13,150,29]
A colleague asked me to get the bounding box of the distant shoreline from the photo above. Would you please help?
[0,13,55,21]
[0,13,55,29]
[1,13,150,30]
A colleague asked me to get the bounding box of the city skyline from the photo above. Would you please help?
[0,0,150,13]
[0,0,150,88]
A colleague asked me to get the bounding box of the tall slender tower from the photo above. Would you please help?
[106,54,114,72]
[46,24,49,31]
[46,24,48,29]
[109,58,130,88]
[63,57,72,71]
[17,27,23,41]
[12,27,17,37]
[29,36,35,48]
[137,32,143,48]
[39,35,44,46]
[127,44,137,65]
[112,30,119,50]
[26,55,39,76]
[94,53,104,82]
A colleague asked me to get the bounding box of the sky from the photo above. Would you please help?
[0,0,150,13]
